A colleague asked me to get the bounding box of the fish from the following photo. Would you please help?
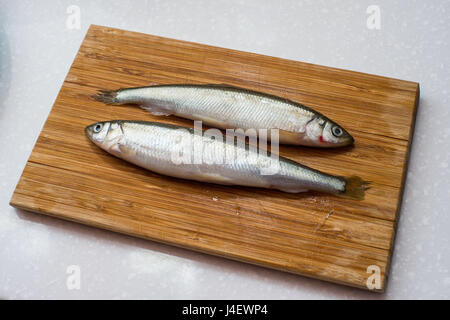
[92,84,354,147]
[85,120,368,199]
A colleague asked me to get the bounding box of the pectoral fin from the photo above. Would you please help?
[109,142,137,159]
[278,129,305,145]
[140,105,172,116]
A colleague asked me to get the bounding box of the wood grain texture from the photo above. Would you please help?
[10,25,420,292]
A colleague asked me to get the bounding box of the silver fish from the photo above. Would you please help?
[85,120,368,199]
[92,84,354,147]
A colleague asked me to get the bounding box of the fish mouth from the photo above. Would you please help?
[85,124,95,140]
[337,137,354,147]
[347,134,355,146]
[338,128,354,147]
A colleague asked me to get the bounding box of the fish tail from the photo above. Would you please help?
[338,175,371,200]
[91,89,121,105]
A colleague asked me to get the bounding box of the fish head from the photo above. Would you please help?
[85,121,124,151]
[305,117,354,147]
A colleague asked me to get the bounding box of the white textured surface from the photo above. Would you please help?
[1,0,449,299]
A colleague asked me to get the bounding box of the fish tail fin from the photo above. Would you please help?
[338,175,371,200]
[91,89,121,105]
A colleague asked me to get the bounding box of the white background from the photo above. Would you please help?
[1,0,449,299]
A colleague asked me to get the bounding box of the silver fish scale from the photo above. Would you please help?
[118,86,316,132]
[113,121,345,194]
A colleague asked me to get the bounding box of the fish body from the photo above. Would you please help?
[85,120,367,199]
[93,84,354,147]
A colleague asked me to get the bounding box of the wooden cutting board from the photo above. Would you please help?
[10,25,419,292]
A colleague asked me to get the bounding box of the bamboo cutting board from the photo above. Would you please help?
[10,25,419,292]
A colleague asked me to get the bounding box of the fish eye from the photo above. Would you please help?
[94,123,103,133]
[332,126,343,137]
